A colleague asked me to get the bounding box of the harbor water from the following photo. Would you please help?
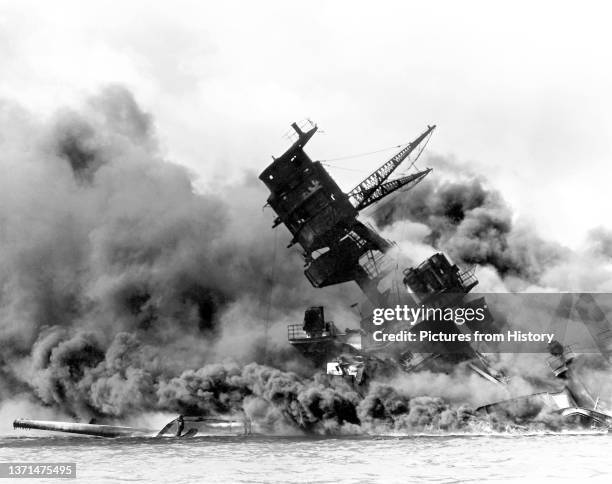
[1,432,611,483]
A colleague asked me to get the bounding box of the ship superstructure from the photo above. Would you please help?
[257,121,612,430]
[259,121,503,384]
[259,122,432,303]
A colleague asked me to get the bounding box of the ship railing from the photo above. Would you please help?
[458,266,478,289]
[288,325,308,340]
[287,323,337,340]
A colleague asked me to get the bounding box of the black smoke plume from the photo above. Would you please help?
[372,175,565,282]
[0,87,607,434]
[0,86,366,427]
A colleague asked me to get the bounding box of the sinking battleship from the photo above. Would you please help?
[259,121,502,384]
[13,122,612,437]
[258,120,612,429]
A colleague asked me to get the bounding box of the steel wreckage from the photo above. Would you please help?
[13,121,612,438]
[258,121,612,430]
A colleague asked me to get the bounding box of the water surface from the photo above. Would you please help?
[1,433,610,483]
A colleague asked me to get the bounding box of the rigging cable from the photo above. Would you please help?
[320,164,371,173]
[319,143,407,163]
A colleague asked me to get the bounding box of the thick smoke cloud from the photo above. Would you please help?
[370,157,612,293]
[0,86,365,426]
[0,87,609,434]
[588,227,612,260]
[372,175,566,282]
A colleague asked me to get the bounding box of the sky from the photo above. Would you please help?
[1,0,611,248]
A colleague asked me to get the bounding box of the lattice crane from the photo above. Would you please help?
[347,125,435,211]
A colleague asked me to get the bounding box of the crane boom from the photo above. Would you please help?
[348,125,435,210]
[357,168,432,211]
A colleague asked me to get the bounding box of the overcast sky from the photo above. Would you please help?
[1,0,611,248]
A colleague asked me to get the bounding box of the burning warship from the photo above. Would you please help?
[259,121,503,385]
[258,120,612,430]
[13,120,612,437]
